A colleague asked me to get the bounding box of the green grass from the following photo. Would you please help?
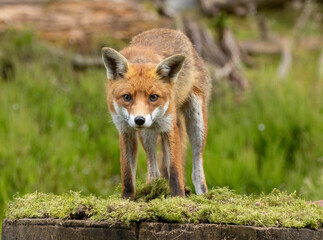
[196,51,323,199]
[0,28,322,233]
[5,179,323,229]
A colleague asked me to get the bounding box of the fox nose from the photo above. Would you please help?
[134,116,145,126]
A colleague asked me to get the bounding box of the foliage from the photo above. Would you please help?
[0,22,322,233]
[196,51,323,199]
[5,179,323,229]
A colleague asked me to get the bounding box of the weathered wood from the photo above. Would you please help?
[2,219,323,240]
[182,17,248,88]
[200,0,289,16]
[0,0,163,49]
[239,36,323,55]
[277,0,313,79]
[153,0,199,17]
[2,219,139,240]
[183,18,229,65]
[0,0,50,5]
[72,54,104,70]
[277,38,292,79]
[140,222,323,240]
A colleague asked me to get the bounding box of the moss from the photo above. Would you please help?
[5,179,323,229]
[135,179,170,202]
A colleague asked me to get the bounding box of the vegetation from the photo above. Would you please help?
[0,8,322,233]
[5,179,323,229]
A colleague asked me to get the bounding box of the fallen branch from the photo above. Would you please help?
[239,40,281,55]
[200,0,288,17]
[240,36,323,55]
[181,17,248,88]
[0,0,50,5]
[276,0,313,79]
[276,38,292,79]
[72,54,103,70]
[293,0,313,42]
[257,15,272,41]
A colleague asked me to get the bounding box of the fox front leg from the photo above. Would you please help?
[140,130,160,183]
[162,125,185,197]
[119,132,138,200]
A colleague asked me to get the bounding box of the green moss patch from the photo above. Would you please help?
[5,179,323,229]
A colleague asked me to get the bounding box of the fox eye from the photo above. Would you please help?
[123,94,132,102]
[149,94,159,102]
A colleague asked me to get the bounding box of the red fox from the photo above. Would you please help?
[102,28,211,199]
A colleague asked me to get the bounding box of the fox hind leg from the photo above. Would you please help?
[183,93,208,195]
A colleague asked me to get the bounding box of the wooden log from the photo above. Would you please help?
[182,17,248,88]
[200,0,289,16]
[2,219,323,240]
[239,40,282,55]
[277,38,292,79]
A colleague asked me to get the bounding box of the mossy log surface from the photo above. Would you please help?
[3,179,323,240]
[5,179,323,229]
[2,218,323,240]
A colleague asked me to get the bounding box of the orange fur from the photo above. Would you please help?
[102,28,211,198]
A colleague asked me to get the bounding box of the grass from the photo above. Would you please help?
[0,25,322,234]
[5,179,323,229]
[199,52,323,198]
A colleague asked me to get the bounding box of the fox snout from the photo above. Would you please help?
[128,113,153,128]
[134,116,145,126]
[112,99,172,131]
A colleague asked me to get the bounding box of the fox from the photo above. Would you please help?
[101,28,211,199]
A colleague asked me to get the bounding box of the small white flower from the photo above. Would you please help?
[82,168,89,175]
[258,123,266,131]
[12,103,20,111]
[67,121,74,129]
[80,124,88,132]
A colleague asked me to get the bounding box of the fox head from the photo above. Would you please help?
[102,47,185,132]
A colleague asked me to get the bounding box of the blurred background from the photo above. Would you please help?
[0,0,322,229]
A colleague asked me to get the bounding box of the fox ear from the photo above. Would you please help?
[156,54,185,83]
[101,47,129,80]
